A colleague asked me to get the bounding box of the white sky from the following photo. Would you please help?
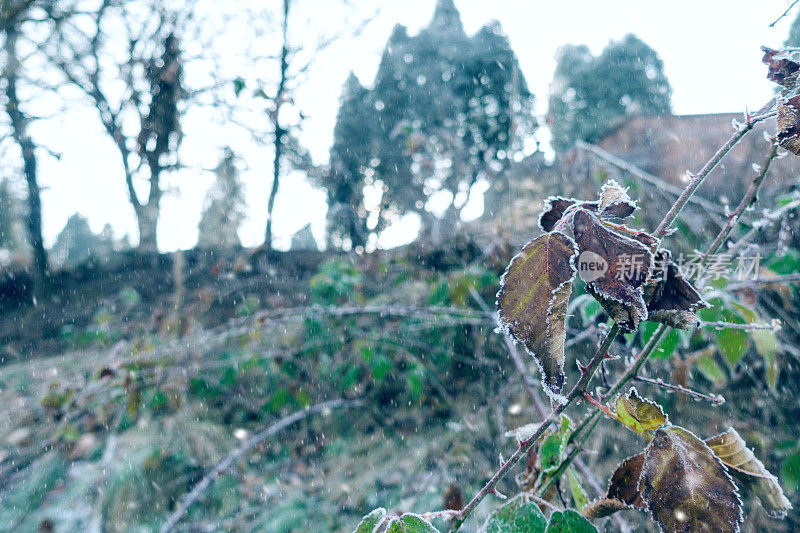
[22,0,800,252]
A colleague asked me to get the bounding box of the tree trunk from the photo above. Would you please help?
[264,0,290,251]
[136,202,160,253]
[3,23,49,299]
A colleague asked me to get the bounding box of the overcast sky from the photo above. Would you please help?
[24,0,800,252]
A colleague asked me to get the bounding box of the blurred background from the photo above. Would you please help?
[1,1,799,531]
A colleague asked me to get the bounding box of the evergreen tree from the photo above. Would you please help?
[197,148,246,249]
[548,34,672,153]
[50,213,116,269]
[323,0,535,246]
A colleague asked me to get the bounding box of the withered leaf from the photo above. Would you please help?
[646,253,708,330]
[614,388,669,436]
[762,47,800,88]
[582,498,631,519]
[642,427,742,533]
[572,209,652,323]
[583,453,645,518]
[585,284,641,332]
[777,95,800,155]
[598,179,637,219]
[706,428,792,519]
[497,232,578,397]
[539,197,598,232]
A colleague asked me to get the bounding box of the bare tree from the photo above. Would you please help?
[1,0,50,297]
[43,1,184,252]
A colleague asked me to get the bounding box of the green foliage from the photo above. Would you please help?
[544,509,597,532]
[310,259,362,305]
[567,468,588,510]
[548,34,672,152]
[484,495,547,533]
[355,508,387,532]
[322,0,535,245]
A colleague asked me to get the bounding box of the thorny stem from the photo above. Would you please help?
[727,194,800,256]
[633,375,725,405]
[447,323,620,532]
[539,415,601,497]
[452,106,775,530]
[703,143,779,259]
[654,111,775,237]
[549,126,781,492]
[699,320,780,331]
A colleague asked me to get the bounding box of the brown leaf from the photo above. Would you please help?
[572,209,652,323]
[762,47,800,88]
[582,498,632,519]
[646,251,708,330]
[583,453,646,519]
[777,95,800,155]
[598,179,637,219]
[539,196,598,232]
[585,284,641,331]
[706,428,792,519]
[607,453,646,509]
[641,427,742,533]
[497,231,578,397]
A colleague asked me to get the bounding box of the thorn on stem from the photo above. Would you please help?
[490,487,508,500]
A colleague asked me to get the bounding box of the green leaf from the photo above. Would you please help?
[397,513,439,532]
[752,330,780,387]
[567,468,589,510]
[641,322,680,360]
[695,353,725,386]
[497,232,578,396]
[354,508,386,533]
[706,428,792,519]
[540,415,573,473]
[613,388,668,436]
[781,449,800,493]
[641,427,742,533]
[545,509,598,532]
[485,494,547,533]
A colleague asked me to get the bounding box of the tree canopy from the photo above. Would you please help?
[548,33,672,153]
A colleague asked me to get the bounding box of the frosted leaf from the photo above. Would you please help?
[484,494,547,533]
[613,387,668,436]
[645,251,708,330]
[497,232,578,395]
[544,509,598,532]
[386,514,440,533]
[776,95,800,155]
[706,428,792,519]
[598,179,637,219]
[354,508,386,533]
[762,47,800,88]
[572,209,652,326]
[641,426,742,533]
[539,196,598,232]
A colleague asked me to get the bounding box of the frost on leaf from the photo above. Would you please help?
[762,47,800,88]
[572,209,652,326]
[539,197,598,232]
[583,452,646,518]
[706,428,792,519]
[641,427,742,533]
[484,494,547,533]
[354,508,386,533]
[497,232,578,396]
[613,387,668,437]
[386,513,440,533]
[776,95,800,155]
[544,509,598,532]
[598,179,637,219]
[646,251,707,330]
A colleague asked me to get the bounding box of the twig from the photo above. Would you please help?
[725,273,800,290]
[698,320,780,331]
[160,399,363,533]
[769,0,800,27]
[447,324,621,532]
[654,111,775,237]
[702,143,778,259]
[633,375,725,405]
[575,140,728,217]
[727,194,800,256]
